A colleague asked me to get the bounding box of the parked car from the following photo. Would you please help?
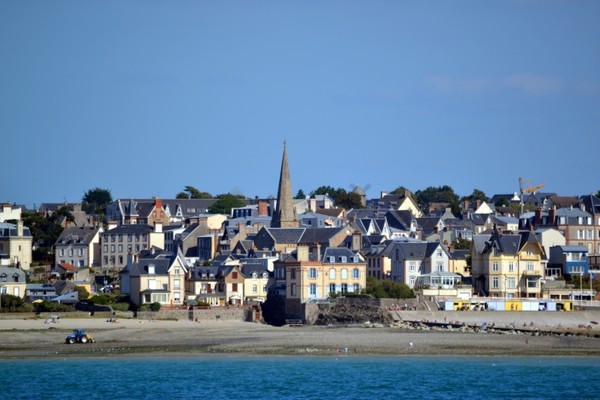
[65,328,95,344]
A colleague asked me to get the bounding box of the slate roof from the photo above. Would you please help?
[299,227,346,245]
[322,247,361,263]
[578,194,600,215]
[268,228,305,243]
[55,226,101,246]
[384,210,413,231]
[0,222,32,237]
[104,224,154,235]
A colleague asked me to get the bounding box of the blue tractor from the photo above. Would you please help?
[65,328,95,344]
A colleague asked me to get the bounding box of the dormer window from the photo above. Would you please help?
[340,256,347,263]
[252,272,258,279]
[148,265,155,274]
[328,256,335,263]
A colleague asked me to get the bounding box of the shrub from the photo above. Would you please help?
[111,302,131,312]
[88,294,115,305]
[34,300,74,313]
[0,294,34,313]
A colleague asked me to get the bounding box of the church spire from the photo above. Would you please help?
[271,141,298,228]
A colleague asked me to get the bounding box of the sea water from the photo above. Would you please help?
[2,355,599,399]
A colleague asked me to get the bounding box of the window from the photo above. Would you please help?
[290,269,296,280]
[409,262,416,273]
[78,248,83,256]
[492,262,499,272]
[506,277,516,289]
[291,283,296,296]
[174,279,181,290]
[175,268,180,276]
[148,266,155,274]
[436,262,444,272]
[111,245,115,252]
[118,245,123,252]
[232,283,238,292]
[59,249,64,256]
[103,245,108,253]
[341,283,348,294]
[232,271,238,279]
[492,276,499,289]
[527,279,537,288]
[128,234,132,242]
[148,279,156,289]
[329,268,336,279]
[341,268,348,279]
[329,283,336,295]
[353,284,360,293]
[253,284,258,294]
[309,268,317,279]
[309,283,317,296]
[340,256,347,263]
[174,292,180,302]
[508,262,514,272]
[526,262,534,271]
[118,256,123,264]
[409,276,416,286]
[352,268,360,279]
[437,249,443,258]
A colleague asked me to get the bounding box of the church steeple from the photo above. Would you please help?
[271,141,298,228]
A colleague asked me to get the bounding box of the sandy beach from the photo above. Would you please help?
[1,310,600,359]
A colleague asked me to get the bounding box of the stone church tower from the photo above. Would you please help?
[271,142,298,228]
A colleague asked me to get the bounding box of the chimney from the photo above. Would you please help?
[258,200,268,216]
[17,220,23,236]
[380,191,388,198]
[548,206,556,224]
[476,200,481,209]
[534,207,542,225]
[464,200,470,210]
[154,198,163,209]
[297,245,309,261]
[352,231,361,251]
[107,220,118,231]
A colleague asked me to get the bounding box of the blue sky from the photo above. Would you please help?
[2,1,599,209]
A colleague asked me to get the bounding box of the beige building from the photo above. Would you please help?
[121,248,188,307]
[0,221,33,271]
[0,266,27,298]
[275,246,367,318]
[471,228,544,298]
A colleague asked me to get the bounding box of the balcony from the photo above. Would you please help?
[522,270,541,276]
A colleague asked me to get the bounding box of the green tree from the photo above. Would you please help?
[310,186,344,201]
[52,206,75,224]
[415,185,460,215]
[334,190,364,210]
[364,277,414,299]
[181,185,212,199]
[295,189,306,199]
[82,187,113,217]
[74,286,89,301]
[176,192,189,199]
[21,210,64,262]
[207,194,246,215]
[460,189,489,204]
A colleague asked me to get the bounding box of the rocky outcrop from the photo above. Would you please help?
[313,298,393,326]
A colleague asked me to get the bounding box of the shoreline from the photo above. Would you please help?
[2,311,600,359]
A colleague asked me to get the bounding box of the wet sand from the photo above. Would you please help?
[1,311,600,359]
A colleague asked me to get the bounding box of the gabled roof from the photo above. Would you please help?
[104,224,154,234]
[299,227,346,245]
[384,210,413,231]
[322,247,361,262]
[55,226,101,246]
[268,228,306,243]
[578,194,600,215]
